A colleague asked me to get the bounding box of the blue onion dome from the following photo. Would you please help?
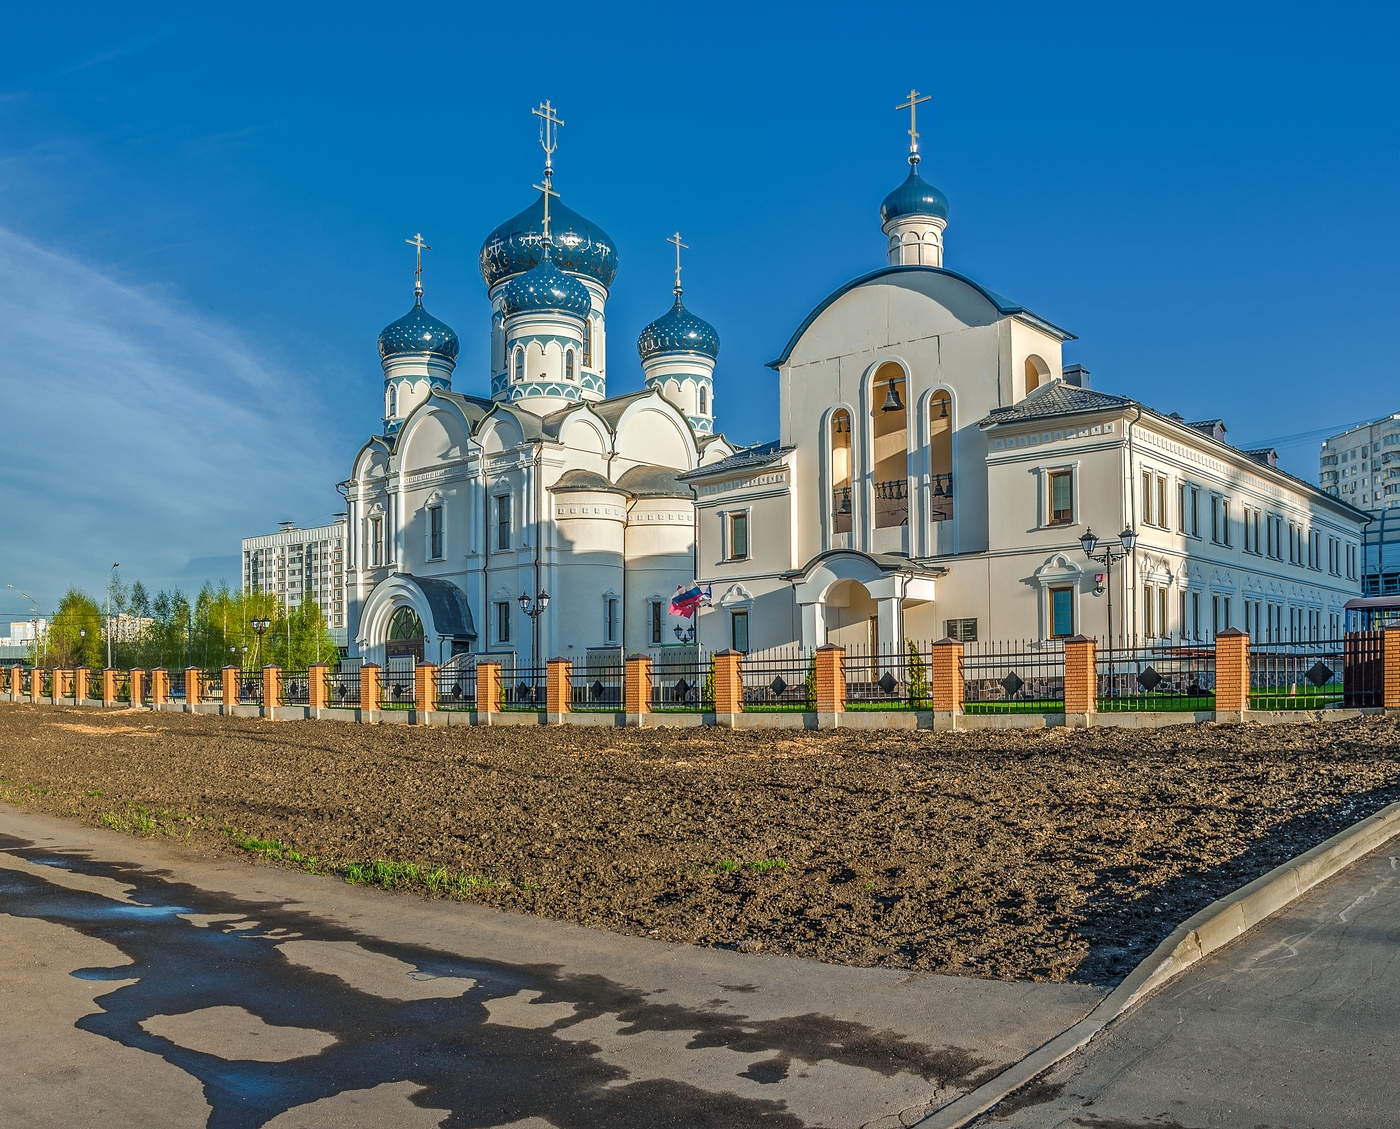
[499,254,593,318]
[637,295,720,361]
[480,192,619,289]
[880,166,949,224]
[378,298,460,360]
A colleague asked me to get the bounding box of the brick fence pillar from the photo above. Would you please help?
[1383,627,1400,712]
[814,645,845,722]
[711,649,743,724]
[263,665,282,710]
[150,668,168,706]
[624,654,652,725]
[1213,627,1250,719]
[476,661,501,722]
[103,668,119,706]
[359,663,382,716]
[9,666,21,697]
[222,666,239,710]
[32,668,48,701]
[929,638,965,718]
[415,661,438,720]
[1063,635,1097,723]
[184,667,201,709]
[546,658,572,722]
[129,669,145,707]
[74,667,90,703]
[307,663,329,709]
[56,669,73,700]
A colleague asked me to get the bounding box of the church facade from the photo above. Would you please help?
[345,105,1368,672]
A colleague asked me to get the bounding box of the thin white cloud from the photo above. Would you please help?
[58,27,184,76]
[0,226,340,609]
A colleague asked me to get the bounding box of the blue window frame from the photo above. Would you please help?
[1050,586,1074,637]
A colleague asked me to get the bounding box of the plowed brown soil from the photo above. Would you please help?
[3,703,1399,985]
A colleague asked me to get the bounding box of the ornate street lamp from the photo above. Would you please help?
[250,616,272,668]
[1080,526,1138,697]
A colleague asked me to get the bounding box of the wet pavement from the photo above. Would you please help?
[973,843,1400,1128]
[0,808,1103,1128]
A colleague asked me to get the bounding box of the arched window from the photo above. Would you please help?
[513,346,524,383]
[699,384,707,414]
[831,408,853,537]
[582,317,593,367]
[387,385,397,417]
[565,349,575,380]
[871,362,908,529]
[929,391,953,523]
[1025,355,1050,395]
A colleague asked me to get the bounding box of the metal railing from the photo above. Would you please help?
[845,642,921,709]
[741,645,814,711]
[650,650,712,711]
[1098,642,1214,712]
[282,670,311,706]
[502,665,547,711]
[239,672,264,705]
[381,667,415,709]
[1250,638,1344,710]
[200,673,223,704]
[964,639,1065,713]
[1344,632,1384,708]
[326,670,360,708]
[572,660,623,711]
[436,660,477,711]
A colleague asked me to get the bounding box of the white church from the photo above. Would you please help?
[345,100,1367,671]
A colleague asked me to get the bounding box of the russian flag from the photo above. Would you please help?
[669,583,711,619]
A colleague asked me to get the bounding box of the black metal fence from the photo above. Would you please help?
[502,665,547,711]
[238,672,264,705]
[282,670,312,706]
[963,639,1065,713]
[326,670,360,709]
[1098,642,1215,712]
[1249,639,1343,710]
[571,660,623,711]
[436,661,477,711]
[381,667,415,709]
[845,642,922,709]
[741,646,814,711]
[650,650,712,712]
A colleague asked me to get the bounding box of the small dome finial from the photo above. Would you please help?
[667,231,688,299]
[897,88,931,168]
[405,232,432,302]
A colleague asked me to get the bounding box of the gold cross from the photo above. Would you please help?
[896,88,931,159]
[532,179,559,243]
[667,231,688,294]
[405,233,432,295]
[532,99,565,172]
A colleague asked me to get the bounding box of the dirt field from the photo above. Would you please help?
[2,703,1399,986]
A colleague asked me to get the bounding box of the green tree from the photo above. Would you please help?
[42,590,104,669]
[906,639,929,707]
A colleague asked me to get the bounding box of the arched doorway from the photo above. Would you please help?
[385,605,425,665]
[1025,354,1050,395]
[824,579,878,650]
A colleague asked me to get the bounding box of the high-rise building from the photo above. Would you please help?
[1319,413,1400,595]
[241,519,349,645]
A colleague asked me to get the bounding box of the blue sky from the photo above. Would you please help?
[1,1,1396,614]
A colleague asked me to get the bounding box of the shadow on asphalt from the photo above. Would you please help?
[0,834,994,1129]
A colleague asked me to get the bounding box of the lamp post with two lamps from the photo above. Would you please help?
[250,617,272,669]
[518,590,550,667]
[1078,525,1138,699]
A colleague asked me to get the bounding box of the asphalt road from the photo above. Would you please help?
[0,807,1104,1129]
[977,843,1400,1129]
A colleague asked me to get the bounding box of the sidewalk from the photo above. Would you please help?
[0,807,1102,1129]
[972,842,1400,1127]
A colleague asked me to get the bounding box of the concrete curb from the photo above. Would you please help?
[913,797,1400,1128]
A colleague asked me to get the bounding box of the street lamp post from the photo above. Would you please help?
[6,585,40,670]
[1079,526,1138,701]
[250,617,271,669]
[518,590,550,666]
[106,562,119,671]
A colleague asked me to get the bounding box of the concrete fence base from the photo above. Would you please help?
[2,691,1390,730]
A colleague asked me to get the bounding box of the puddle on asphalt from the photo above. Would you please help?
[0,832,990,1129]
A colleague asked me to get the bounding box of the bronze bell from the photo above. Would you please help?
[880,380,904,413]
